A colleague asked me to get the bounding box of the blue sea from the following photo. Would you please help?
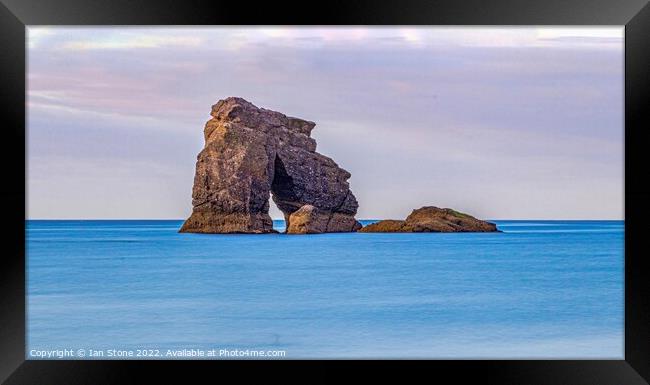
[26,220,624,359]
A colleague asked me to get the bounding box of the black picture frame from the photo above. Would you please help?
[1,0,648,383]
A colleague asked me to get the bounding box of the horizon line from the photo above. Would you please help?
[25,218,625,221]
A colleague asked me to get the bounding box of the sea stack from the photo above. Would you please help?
[180,97,361,234]
[359,206,499,233]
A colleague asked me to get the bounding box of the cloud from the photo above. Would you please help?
[535,27,623,39]
[60,35,203,50]
[27,27,54,48]
[27,26,624,52]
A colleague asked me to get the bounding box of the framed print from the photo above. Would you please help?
[1,0,649,383]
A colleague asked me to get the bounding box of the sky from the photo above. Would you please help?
[27,27,624,220]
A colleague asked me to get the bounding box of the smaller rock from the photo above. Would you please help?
[359,206,499,233]
[287,205,329,234]
[287,204,363,234]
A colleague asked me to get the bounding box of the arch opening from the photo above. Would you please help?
[270,154,300,232]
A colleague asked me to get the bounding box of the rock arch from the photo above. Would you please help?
[179,97,361,234]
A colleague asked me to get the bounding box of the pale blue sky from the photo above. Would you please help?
[27,27,624,220]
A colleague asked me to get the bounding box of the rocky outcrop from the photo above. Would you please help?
[359,206,499,233]
[286,204,363,234]
[179,97,361,234]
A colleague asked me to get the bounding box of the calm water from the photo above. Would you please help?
[26,220,624,359]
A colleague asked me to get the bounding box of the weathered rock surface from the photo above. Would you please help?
[287,204,363,234]
[179,97,361,234]
[359,206,499,233]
